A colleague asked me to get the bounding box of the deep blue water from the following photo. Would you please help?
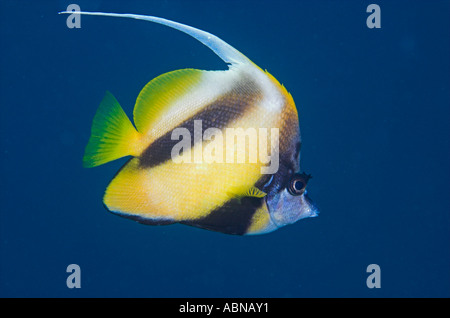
[0,0,449,297]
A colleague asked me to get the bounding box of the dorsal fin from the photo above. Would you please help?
[133,68,204,133]
[58,11,252,66]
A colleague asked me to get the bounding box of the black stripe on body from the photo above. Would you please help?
[180,196,265,235]
[138,79,261,169]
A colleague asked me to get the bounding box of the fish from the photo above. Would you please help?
[59,10,319,235]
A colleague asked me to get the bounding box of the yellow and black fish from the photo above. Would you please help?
[63,11,318,235]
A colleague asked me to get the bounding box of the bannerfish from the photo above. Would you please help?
[60,11,318,235]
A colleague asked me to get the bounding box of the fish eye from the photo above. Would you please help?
[287,173,312,196]
[293,180,304,191]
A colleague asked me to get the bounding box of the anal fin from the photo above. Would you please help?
[103,158,174,224]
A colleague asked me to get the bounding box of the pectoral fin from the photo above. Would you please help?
[227,186,267,201]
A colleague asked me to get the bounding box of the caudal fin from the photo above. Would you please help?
[83,92,141,168]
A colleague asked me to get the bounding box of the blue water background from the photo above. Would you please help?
[0,0,449,297]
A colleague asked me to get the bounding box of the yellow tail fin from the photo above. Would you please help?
[83,91,141,168]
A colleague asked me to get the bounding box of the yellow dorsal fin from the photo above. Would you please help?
[133,69,203,133]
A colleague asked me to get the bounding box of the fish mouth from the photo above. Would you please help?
[304,192,319,218]
[266,190,319,228]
